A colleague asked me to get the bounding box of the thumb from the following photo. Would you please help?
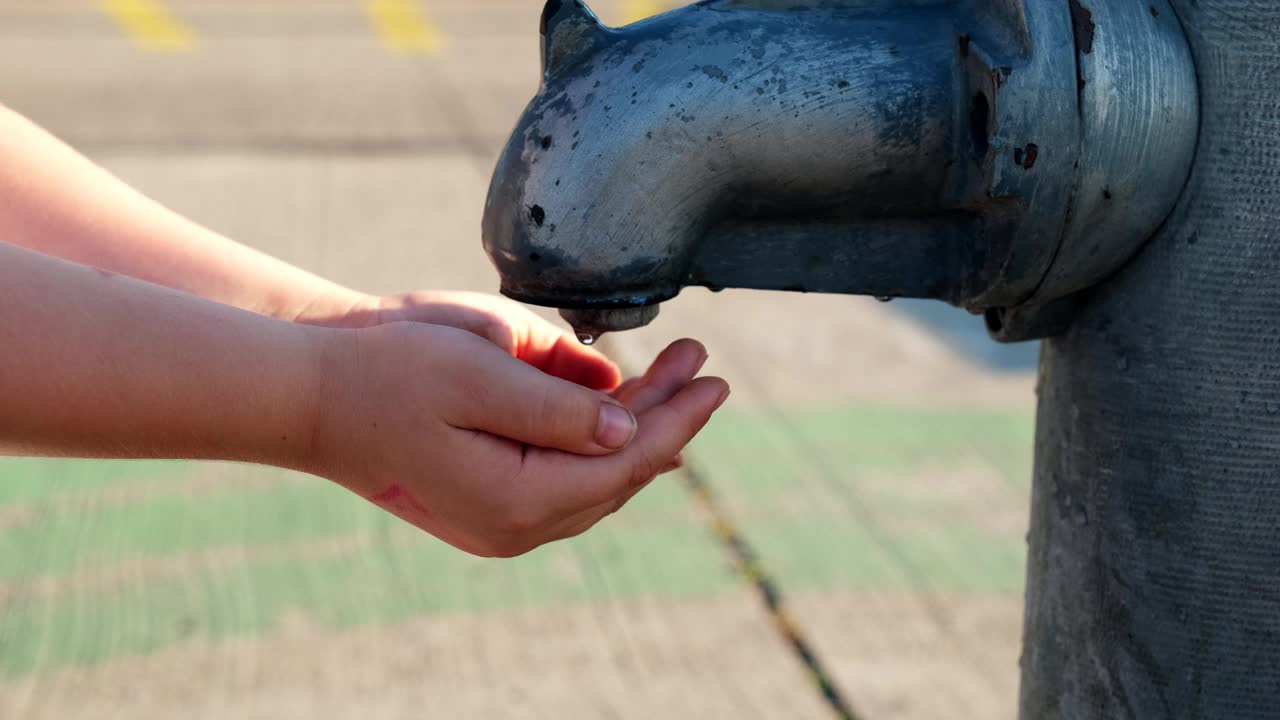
[450,345,637,455]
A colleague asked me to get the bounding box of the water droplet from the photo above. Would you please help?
[577,333,596,346]
[876,296,894,303]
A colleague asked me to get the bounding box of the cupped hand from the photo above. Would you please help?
[310,324,728,558]
[300,290,621,392]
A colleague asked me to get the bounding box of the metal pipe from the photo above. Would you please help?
[1020,2,1280,715]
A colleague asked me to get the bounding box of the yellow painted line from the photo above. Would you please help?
[621,0,672,24]
[366,0,444,54]
[98,0,195,51]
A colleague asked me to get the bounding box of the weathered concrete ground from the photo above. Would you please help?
[0,2,1036,718]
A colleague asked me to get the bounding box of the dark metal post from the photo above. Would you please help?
[1020,2,1280,716]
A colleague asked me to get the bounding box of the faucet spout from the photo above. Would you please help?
[483,0,1199,339]
[485,1,974,314]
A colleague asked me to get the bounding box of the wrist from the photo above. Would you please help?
[293,323,361,480]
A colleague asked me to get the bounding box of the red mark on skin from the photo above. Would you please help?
[367,484,435,526]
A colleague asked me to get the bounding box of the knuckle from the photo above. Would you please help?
[653,403,693,437]
[532,383,559,430]
[629,454,661,489]
[479,315,518,356]
[540,386,596,444]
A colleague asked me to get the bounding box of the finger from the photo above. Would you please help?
[613,339,709,415]
[515,317,621,391]
[539,465,671,545]
[449,341,638,455]
[384,297,521,355]
[553,452,684,535]
[610,377,643,401]
[543,452,686,544]
[527,376,730,516]
[390,294,621,391]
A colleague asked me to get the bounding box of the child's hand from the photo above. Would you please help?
[301,290,622,392]
[309,324,727,558]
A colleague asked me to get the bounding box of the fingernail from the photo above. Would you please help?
[597,400,637,450]
[694,351,710,376]
[714,387,732,411]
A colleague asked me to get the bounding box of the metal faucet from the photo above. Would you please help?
[483,0,1197,341]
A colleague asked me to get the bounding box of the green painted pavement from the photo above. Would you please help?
[0,458,184,506]
[689,405,1034,595]
[0,522,736,677]
[0,404,1034,677]
[0,479,737,678]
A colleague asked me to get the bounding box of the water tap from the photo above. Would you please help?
[482,0,1199,342]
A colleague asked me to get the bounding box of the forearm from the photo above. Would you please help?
[0,240,329,467]
[0,105,360,322]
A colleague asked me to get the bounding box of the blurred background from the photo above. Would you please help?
[0,2,1039,718]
